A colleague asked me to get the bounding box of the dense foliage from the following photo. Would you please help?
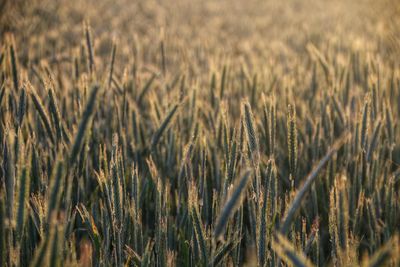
[0,0,399,266]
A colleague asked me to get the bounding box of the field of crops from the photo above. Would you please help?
[0,0,400,266]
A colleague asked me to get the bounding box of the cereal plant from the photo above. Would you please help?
[0,0,399,266]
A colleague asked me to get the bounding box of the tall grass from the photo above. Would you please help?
[0,0,400,266]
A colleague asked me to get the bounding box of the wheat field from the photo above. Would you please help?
[0,0,400,266]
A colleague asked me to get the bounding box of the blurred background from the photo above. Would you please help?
[1,0,399,71]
